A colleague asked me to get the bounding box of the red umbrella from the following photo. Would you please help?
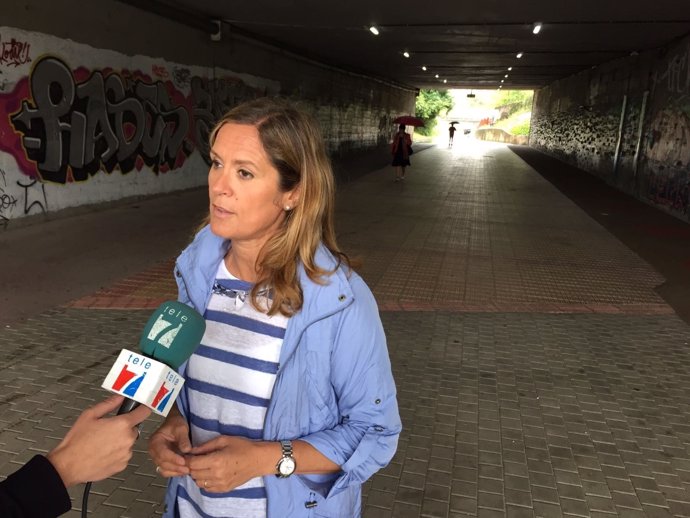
[393,115,425,127]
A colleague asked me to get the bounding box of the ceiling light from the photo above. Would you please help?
[516,52,523,58]
[435,74,439,78]
[369,26,379,36]
[422,66,427,71]
[403,51,410,58]
[508,67,513,71]
[532,22,542,35]
[501,79,504,82]
[505,74,509,78]
[443,79,447,83]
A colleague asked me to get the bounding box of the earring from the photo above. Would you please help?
[284,205,291,211]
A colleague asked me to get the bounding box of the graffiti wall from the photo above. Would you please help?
[640,40,690,218]
[530,34,690,221]
[0,26,278,223]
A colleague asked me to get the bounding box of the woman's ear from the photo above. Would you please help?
[285,185,301,209]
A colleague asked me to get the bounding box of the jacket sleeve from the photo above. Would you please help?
[0,455,71,518]
[300,276,402,499]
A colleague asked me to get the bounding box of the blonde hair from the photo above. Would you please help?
[206,97,351,316]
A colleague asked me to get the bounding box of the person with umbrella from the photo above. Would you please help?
[391,123,412,181]
[448,122,457,147]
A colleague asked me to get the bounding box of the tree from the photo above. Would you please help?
[494,90,533,117]
[415,90,454,135]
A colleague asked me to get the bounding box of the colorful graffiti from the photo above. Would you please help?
[0,56,263,184]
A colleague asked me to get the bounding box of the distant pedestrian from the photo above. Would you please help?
[391,124,412,181]
[448,124,456,147]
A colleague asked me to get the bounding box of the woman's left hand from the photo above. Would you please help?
[187,436,263,493]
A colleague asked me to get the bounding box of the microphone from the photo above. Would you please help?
[101,301,206,416]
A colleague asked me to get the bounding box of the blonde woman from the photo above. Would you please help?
[149,97,401,518]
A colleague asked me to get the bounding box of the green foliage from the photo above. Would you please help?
[494,90,533,117]
[508,120,530,136]
[494,111,531,135]
[415,90,454,135]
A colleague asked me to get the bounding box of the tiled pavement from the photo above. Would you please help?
[2,139,690,517]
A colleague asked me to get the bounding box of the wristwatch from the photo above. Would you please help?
[276,440,296,478]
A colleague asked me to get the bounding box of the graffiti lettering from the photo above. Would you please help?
[172,67,191,88]
[152,64,169,80]
[0,168,18,221]
[10,57,191,183]
[0,35,31,67]
[191,76,260,162]
[653,43,690,95]
[16,178,47,215]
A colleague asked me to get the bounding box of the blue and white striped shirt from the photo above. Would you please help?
[176,261,288,518]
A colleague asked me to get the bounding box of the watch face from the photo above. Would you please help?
[279,457,296,476]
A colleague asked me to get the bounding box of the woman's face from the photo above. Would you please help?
[208,123,297,246]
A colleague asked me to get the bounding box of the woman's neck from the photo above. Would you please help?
[224,245,261,282]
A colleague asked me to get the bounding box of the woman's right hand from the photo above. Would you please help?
[148,408,192,477]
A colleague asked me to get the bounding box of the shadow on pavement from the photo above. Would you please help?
[509,144,690,324]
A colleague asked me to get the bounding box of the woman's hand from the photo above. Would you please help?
[187,436,268,493]
[148,409,192,477]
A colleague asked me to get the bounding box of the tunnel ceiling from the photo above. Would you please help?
[138,0,690,91]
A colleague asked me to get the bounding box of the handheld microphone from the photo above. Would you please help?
[101,301,206,416]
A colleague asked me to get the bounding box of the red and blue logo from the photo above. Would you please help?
[151,381,173,412]
[111,364,147,397]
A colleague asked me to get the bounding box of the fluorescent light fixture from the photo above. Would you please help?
[516,52,523,58]
[422,66,427,71]
[369,26,379,36]
[403,51,410,58]
[532,22,542,35]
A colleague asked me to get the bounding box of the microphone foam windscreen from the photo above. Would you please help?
[138,301,206,369]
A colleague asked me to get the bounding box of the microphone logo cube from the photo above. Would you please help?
[102,349,185,416]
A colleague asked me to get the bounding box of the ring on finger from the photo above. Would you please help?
[204,480,209,488]
[155,466,161,474]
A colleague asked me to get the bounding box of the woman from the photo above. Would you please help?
[391,123,412,181]
[148,97,401,518]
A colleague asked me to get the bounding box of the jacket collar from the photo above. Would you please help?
[176,225,354,328]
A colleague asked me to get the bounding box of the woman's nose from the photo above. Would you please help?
[210,172,232,196]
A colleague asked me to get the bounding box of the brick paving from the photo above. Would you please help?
[2,139,690,517]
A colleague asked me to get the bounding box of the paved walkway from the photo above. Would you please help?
[2,138,690,517]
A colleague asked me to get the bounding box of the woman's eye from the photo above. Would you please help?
[210,159,222,169]
[239,169,254,179]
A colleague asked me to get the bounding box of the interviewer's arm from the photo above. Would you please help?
[0,395,150,518]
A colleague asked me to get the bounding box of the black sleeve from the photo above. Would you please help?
[0,455,72,518]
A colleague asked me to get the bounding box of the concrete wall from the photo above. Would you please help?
[0,1,415,224]
[475,128,528,145]
[530,34,690,221]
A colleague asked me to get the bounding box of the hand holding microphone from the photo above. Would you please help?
[47,395,151,487]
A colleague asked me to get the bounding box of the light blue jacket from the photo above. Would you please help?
[162,226,402,518]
